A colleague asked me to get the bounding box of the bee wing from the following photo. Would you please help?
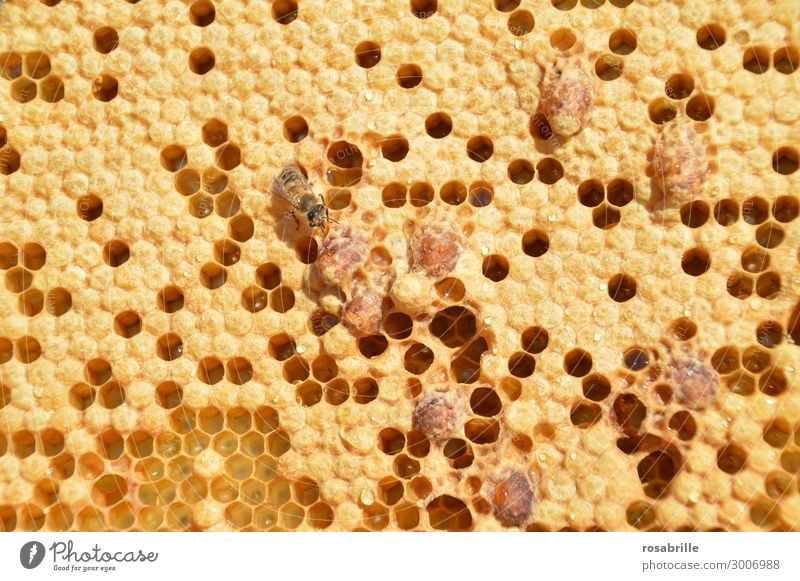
[272,162,317,205]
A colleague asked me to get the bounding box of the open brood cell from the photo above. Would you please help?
[0,0,800,532]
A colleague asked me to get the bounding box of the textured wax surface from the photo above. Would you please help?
[1,0,800,532]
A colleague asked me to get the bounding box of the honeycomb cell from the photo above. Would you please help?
[353,377,379,403]
[189,47,215,75]
[19,288,44,316]
[696,23,725,50]
[440,181,466,205]
[773,147,798,175]
[508,352,535,378]
[2,506,17,532]
[608,273,636,302]
[92,74,118,101]
[595,54,623,81]
[686,93,714,122]
[743,46,769,74]
[296,380,322,407]
[427,495,472,531]
[429,306,477,348]
[537,158,563,184]
[613,394,646,434]
[593,204,621,229]
[570,401,601,428]
[200,263,227,289]
[507,10,534,36]
[215,144,241,171]
[271,0,298,23]
[759,368,787,396]
[755,223,784,249]
[0,338,13,364]
[15,336,41,363]
[99,382,125,409]
[582,374,611,401]
[609,28,636,55]
[626,502,656,529]
[425,112,452,138]
[681,248,710,276]
[742,196,769,225]
[93,27,119,54]
[11,78,36,103]
[77,194,103,221]
[0,51,22,80]
[156,333,184,361]
[92,474,127,506]
[380,136,409,162]
[190,0,215,26]
[1,146,21,175]
[393,63,424,90]
[756,321,783,349]
[773,46,799,75]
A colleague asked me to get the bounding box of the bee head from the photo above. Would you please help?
[307,204,328,228]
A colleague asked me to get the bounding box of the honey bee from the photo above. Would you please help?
[272,164,338,230]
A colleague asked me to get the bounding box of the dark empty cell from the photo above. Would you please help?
[228,215,254,242]
[743,46,770,74]
[0,146,20,175]
[157,286,184,313]
[509,159,535,185]
[256,262,281,290]
[756,321,783,349]
[19,288,44,316]
[5,267,32,293]
[425,112,453,139]
[11,78,36,103]
[756,272,781,299]
[156,381,182,409]
[429,306,477,348]
[215,144,241,170]
[529,112,554,141]
[0,126,5,149]
[742,346,770,374]
[202,168,227,195]
[241,286,268,313]
[381,183,406,208]
[92,74,118,101]
[227,358,253,385]
[160,145,187,172]
[282,115,308,143]
[570,401,601,428]
[613,393,647,434]
[39,75,65,103]
[103,240,130,267]
[434,277,465,301]
[717,443,747,474]
[469,388,502,417]
[668,411,697,441]
[726,272,753,299]
[0,338,11,364]
[215,191,240,217]
[198,264,227,292]
[0,51,22,79]
[23,51,50,79]
[99,382,125,409]
[595,54,623,81]
[696,23,726,50]
[294,237,318,264]
[623,348,649,371]
[410,0,437,18]
[760,368,787,396]
[681,248,710,276]
[772,147,798,175]
[626,502,656,530]
[114,311,141,338]
[741,247,769,273]
[380,136,409,162]
[582,374,610,401]
[396,64,422,88]
[536,158,563,184]
[508,10,534,36]
[93,26,119,53]
[521,229,549,257]
[521,326,548,354]
[608,273,636,302]
[270,286,295,313]
[12,431,35,458]
[450,337,488,384]
[609,29,637,55]
[593,205,621,229]
[440,180,466,205]
[713,199,738,226]
[427,495,472,531]
[578,179,604,207]
[550,28,577,51]
[404,343,434,374]
[73,193,98,221]
[494,0,520,11]
[202,119,228,147]
[353,377,379,404]
[174,168,201,196]
[0,243,16,271]
[358,334,389,358]
[711,346,740,375]
[326,141,363,169]
[482,254,509,282]
[355,41,381,68]
[468,182,493,207]
[564,348,592,377]
[157,333,183,361]
[686,93,714,121]
[743,197,769,224]
[384,312,413,340]
[464,418,499,444]
[772,196,798,223]
[773,46,799,74]
[680,200,710,228]
[754,222,784,250]
[189,47,215,74]
[296,381,322,407]
[606,178,633,206]
[508,352,535,378]
[190,0,215,26]
[272,0,298,24]
[324,378,349,405]
[21,243,45,270]
[637,450,678,498]
[283,356,309,383]
[85,358,112,386]
[726,370,755,395]
[551,0,578,9]
[664,74,694,99]
[16,336,42,363]
[268,333,296,361]
[648,98,677,124]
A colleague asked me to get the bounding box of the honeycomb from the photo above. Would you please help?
[0,0,800,532]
